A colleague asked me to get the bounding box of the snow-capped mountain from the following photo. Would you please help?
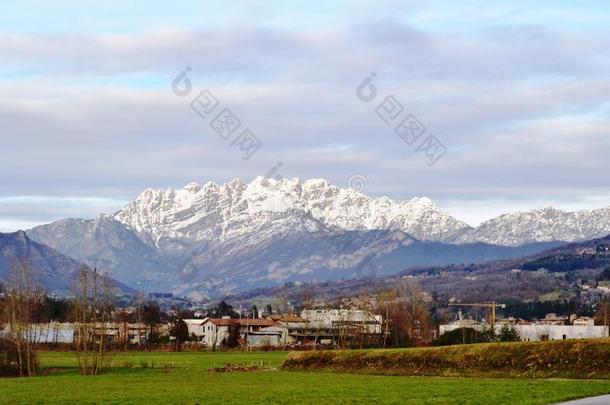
[113,176,470,249]
[456,206,610,246]
[23,176,610,297]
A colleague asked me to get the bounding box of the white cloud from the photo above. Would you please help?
[1,15,610,230]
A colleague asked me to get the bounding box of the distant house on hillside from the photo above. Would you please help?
[576,247,596,255]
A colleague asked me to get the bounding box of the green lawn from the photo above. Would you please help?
[0,351,609,404]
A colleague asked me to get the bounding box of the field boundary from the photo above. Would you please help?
[282,339,610,379]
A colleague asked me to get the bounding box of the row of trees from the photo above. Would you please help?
[1,263,119,376]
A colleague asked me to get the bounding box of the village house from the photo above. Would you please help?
[183,318,208,341]
[196,310,383,348]
[285,309,384,346]
[538,313,569,325]
[200,318,277,347]
[77,323,149,346]
[246,326,284,347]
[300,309,383,335]
[572,317,595,326]
[265,314,310,344]
[576,247,596,255]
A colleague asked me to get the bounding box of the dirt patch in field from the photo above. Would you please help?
[210,364,265,372]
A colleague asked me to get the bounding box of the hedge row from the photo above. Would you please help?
[282,339,610,379]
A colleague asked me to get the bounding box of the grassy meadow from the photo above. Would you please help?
[0,350,610,404]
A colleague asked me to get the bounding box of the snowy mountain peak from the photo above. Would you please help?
[112,176,610,250]
[113,176,470,246]
[403,196,437,210]
[224,177,243,188]
[25,176,610,296]
[456,205,610,246]
[183,182,202,193]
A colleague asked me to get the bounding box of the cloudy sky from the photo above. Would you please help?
[2,0,610,230]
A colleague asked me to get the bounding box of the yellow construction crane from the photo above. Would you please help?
[448,302,506,327]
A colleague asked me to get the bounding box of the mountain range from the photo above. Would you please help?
[17,176,610,298]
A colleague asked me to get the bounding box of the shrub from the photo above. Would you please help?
[0,337,39,377]
[432,328,493,346]
[498,325,521,342]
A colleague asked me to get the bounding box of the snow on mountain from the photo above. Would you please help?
[457,206,610,246]
[113,176,471,248]
[21,176,610,297]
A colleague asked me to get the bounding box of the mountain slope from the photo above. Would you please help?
[0,231,132,295]
[27,215,174,288]
[172,228,559,299]
[0,231,79,292]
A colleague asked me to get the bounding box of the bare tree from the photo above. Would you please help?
[374,279,434,347]
[355,294,376,349]
[73,266,112,376]
[277,287,292,346]
[594,298,609,327]
[394,278,434,345]
[3,261,43,377]
[301,288,314,310]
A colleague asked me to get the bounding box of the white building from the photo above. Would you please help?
[246,326,284,347]
[439,319,486,335]
[2,322,150,345]
[200,318,277,347]
[183,318,208,341]
[512,324,608,341]
[266,314,310,344]
[439,315,609,342]
[572,317,595,326]
[300,309,383,334]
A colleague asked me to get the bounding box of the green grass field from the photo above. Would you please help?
[1,351,610,404]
